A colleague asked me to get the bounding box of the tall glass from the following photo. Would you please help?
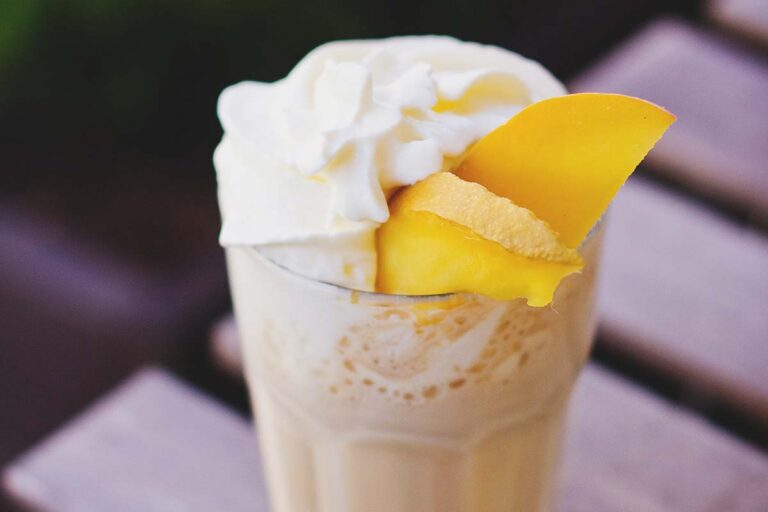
[226,226,603,512]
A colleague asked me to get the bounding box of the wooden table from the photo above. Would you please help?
[0,203,228,467]
[4,366,768,512]
[709,0,768,48]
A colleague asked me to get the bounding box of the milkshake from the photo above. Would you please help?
[215,36,674,512]
[227,227,601,512]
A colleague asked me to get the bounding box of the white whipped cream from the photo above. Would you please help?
[215,36,565,291]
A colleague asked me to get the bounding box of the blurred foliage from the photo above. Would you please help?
[0,0,697,164]
[1,0,373,155]
[0,0,574,158]
[0,0,41,71]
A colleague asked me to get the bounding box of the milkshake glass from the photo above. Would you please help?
[226,225,602,512]
[212,35,623,512]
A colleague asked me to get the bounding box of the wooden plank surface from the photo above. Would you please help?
[4,366,768,511]
[2,368,268,512]
[709,0,768,48]
[0,204,227,467]
[571,18,768,221]
[598,178,768,423]
[563,365,768,512]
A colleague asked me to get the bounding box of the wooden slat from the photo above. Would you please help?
[709,0,768,48]
[2,368,268,512]
[599,178,768,422]
[571,18,768,221]
[0,205,227,466]
[5,366,768,511]
[562,365,768,512]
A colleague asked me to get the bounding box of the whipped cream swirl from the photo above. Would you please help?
[215,36,565,290]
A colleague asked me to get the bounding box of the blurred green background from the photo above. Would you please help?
[0,0,690,166]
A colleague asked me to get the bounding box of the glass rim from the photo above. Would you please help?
[235,215,605,303]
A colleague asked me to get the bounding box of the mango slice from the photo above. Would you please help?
[376,173,583,306]
[455,93,675,247]
[394,172,581,264]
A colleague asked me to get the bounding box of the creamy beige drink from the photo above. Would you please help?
[227,228,601,512]
[215,34,673,512]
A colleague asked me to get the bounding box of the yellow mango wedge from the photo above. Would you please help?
[394,173,581,264]
[376,173,583,306]
[455,93,676,247]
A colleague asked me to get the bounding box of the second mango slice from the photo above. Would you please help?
[377,173,582,306]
